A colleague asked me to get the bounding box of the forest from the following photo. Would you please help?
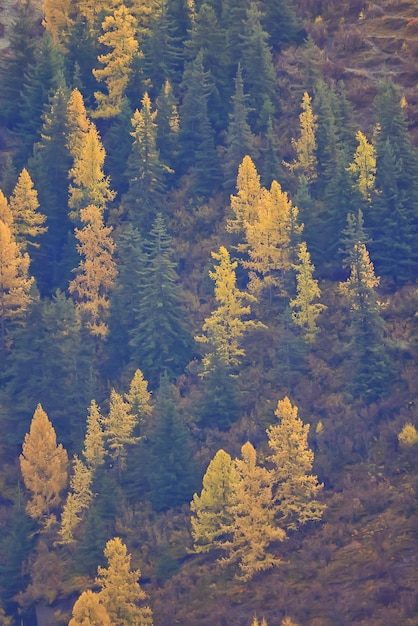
[1,0,418,624]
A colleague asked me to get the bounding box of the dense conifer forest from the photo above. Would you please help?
[1,0,418,624]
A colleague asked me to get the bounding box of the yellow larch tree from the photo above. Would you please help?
[227,155,265,245]
[19,404,69,522]
[95,537,153,626]
[348,129,376,201]
[42,0,73,46]
[9,168,47,250]
[244,179,301,297]
[0,219,34,357]
[59,455,93,543]
[82,399,106,470]
[93,5,140,119]
[221,441,285,580]
[102,389,138,478]
[286,91,318,182]
[267,397,324,531]
[195,246,264,371]
[0,190,12,226]
[68,126,116,219]
[290,241,326,343]
[190,449,238,553]
[66,88,92,160]
[125,369,153,433]
[68,590,111,626]
[69,205,117,338]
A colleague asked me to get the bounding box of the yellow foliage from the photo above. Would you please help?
[93,5,140,118]
[83,400,106,469]
[59,455,93,543]
[286,91,318,182]
[196,246,264,370]
[69,205,117,338]
[69,590,111,626]
[9,168,46,250]
[398,422,418,448]
[267,397,325,530]
[347,130,376,201]
[20,404,69,521]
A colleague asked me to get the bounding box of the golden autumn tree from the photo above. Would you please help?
[252,618,268,626]
[125,369,153,433]
[290,241,326,343]
[226,155,264,243]
[68,590,111,626]
[221,442,285,580]
[102,389,138,478]
[66,88,92,160]
[93,5,140,119]
[68,125,115,219]
[0,219,34,357]
[286,91,318,182]
[0,190,12,225]
[195,246,264,372]
[244,179,301,297]
[267,397,324,531]
[95,537,153,626]
[348,129,376,201]
[59,455,93,543]
[83,399,106,470]
[69,205,117,338]
[19,404,69,521]
[190,449,238,554]
[9,168,46,250]
[42,0,72,45]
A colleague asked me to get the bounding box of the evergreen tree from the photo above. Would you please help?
[69,205,117,339]
[29,85,74,294]
[122,92,171,230]
[239,2,277,131]
[196,351,241,429]
[102,100,133,197]
[223,64,258,190]
[221,442,285,580]
[155,79,180,171]
[0,2,39,128]
[190,449,238,553]
[128,215,193,388]
[184,3,230,132]
[106,225,146,381]
[262,0,303,51]
[141,3,184,94]
[16,32,65,165]
[267,397,324,530]
[178,50,221,195]
[147,375,198,512]
[5,291,95,448]
[19,404,69,522]
[340,211,394,403]
[367,81,418,282]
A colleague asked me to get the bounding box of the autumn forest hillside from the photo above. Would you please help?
[1,0,418,625]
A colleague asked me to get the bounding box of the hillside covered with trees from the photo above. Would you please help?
[1,0,418,624]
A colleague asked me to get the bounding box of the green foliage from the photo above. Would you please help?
[147,375,198,512]
[128,214,193,388]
